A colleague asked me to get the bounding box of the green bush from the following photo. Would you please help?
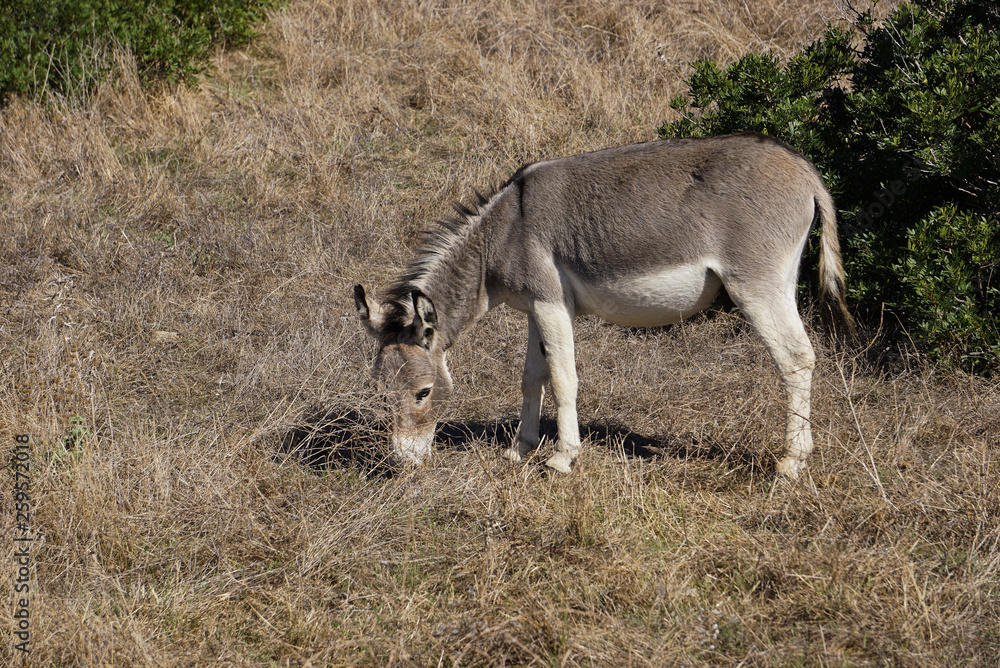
[0,0,284,103]
[661,0,1000,372]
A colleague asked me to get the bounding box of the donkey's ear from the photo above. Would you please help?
[353,285,383,338]
[410,289,438,349]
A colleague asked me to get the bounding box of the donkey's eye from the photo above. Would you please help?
[415,387,432,402]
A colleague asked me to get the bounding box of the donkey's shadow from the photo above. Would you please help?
[437,417,773,475]
[278,406,773,476]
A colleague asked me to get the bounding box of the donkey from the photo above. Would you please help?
[354,133,854,478]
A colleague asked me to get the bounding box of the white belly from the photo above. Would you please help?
[565,263,722,327]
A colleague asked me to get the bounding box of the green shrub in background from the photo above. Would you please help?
[0,0,284,104]
[661,0,1000,373]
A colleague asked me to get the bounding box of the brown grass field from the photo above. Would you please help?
[2,0,999,665]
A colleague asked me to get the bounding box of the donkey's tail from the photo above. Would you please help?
[815,188,856,341]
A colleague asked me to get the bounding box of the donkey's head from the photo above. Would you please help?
[353,284,453,465]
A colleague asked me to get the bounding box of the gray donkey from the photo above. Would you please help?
[354,133,854,478]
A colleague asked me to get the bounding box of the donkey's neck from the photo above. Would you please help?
[386,184,520,349]
[411,232,492,350]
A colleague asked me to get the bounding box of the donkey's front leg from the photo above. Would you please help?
[505,316,550,462]
[531,300,580,473]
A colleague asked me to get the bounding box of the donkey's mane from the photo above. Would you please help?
[378,166,531,335]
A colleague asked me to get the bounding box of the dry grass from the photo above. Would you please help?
[2,0,998,665]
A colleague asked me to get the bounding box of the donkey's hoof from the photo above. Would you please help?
[545,452,574,474]
[776,457,804,480]
[501,447,522,463]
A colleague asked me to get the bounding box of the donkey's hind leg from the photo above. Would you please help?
[731,289,817,479]
[505,316,550,462]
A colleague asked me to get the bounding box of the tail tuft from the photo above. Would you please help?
[816,191,857,343]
